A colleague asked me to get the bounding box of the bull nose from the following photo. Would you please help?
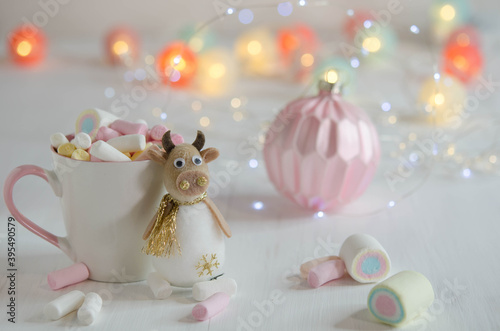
[176,171,209,196]
[180,180,190,191]
[197,176,208,187]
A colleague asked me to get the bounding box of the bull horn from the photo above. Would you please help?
[192,130,205,151]
[162,131,176,155]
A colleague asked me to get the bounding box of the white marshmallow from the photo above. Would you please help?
[192,277,237,302]
[368,271,434,326]
[106,134,146,153]
[73,132,92,150]
[44,290,85,321]
[50,133,69,149]
[89,141,131,162]
[147,272,173,299]
[77,292,102,325]
[339,233,391,283]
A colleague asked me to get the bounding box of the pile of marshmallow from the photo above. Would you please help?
[50,108,183,162]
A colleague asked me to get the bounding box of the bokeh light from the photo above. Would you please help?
[195,48,236,95]
[157,41,198,87]
[419,74,467,124]
[7,25,46,65]
[235,28,279,76]
[105,27,140,66]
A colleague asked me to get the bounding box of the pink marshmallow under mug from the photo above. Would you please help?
[4,147,165,282]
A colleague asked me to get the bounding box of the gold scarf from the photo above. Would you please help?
[142,192,207,257]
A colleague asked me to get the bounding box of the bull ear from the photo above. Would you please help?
[200,148,219,163]
[148,148,167,165]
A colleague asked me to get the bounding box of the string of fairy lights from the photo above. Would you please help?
[6,0,499,216]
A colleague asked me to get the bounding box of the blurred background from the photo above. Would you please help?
[1,0,500,212]
[0,0,498,38]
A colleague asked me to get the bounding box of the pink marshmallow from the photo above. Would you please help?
[109,120,148,136]
[149,124,169,141]
[95,126,121,142]
[172,133,184,145]
[47,262,90,290]
[150,134,184,147]
[192,292,230,321]
[308,259,346,288]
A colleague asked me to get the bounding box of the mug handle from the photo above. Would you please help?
[4,165,74,260]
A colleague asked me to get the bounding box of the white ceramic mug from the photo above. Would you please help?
[4,147,165,282]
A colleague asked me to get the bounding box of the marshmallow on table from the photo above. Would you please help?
[50,133,69,149]
[89,141,131,162]
[57,143,77,157]
[339,234,391,283]
[73,132,92,150]
[44,290,85,320]
[308,259,346,288]
[368,271,434,326]
[147,272,173,299]
[78,292,102,325]
[75,108,118,140]
[300,256,342,279]
[109,119,148,136]
[192,292,230,321]
[107,134,146,153]
[192,278,237,302]
[47,262,89,290]
[95,126,121,142]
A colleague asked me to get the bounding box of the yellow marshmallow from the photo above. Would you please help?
[71,149,90,161]
[58,143,77,157]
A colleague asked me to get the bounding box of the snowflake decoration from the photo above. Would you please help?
[196,253,220,277]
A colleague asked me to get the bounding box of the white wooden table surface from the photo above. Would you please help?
[1,35,500,331]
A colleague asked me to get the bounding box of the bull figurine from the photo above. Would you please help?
[143,130,234,299]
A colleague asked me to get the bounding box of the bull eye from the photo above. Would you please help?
[192,156,203,166]
[173,158,186,169]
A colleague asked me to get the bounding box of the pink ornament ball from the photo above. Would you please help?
[263,88,380,211]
